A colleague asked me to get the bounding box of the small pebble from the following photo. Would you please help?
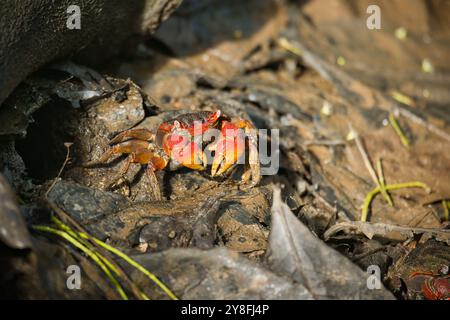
[321,101,333,116]
[136,242,148,253]
[168,230,176,239]
[148,242,158,249]
[346,128,357,141]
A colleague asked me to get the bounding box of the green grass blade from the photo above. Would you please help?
[33,225,128,300]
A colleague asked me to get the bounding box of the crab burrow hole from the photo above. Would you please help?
[15,99,78,183]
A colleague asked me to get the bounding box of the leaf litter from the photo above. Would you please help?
[0,0,449,299]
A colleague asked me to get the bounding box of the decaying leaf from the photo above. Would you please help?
[266,186,394,299]
[324,221,450,245]
[127,247,313,300]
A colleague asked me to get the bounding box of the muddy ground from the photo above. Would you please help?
[0,0,449,300]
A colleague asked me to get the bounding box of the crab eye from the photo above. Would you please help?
[207,110,221,123]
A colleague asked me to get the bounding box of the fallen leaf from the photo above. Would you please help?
[266,185,394,299]
[127,247,313,299]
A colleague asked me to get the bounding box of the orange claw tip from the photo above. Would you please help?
[211,145,242,176]
[184,163,205,171]
[211,133,246,177]
[211,159,233,177]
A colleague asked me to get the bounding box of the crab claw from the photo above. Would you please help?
[176,141,207,170]
[211,122,245,177]
[169,136,206,170]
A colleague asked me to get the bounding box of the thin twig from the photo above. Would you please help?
[352,127,391,205]
[354,132,379,186]
[278,37,304,57]
[45,142,72,199]
[324,220,450,241]
[395,106,450,143]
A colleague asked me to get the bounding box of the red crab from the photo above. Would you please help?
[408,268,449,300]
[85,109,260,200]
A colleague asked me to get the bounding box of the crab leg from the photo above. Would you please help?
[109,128,154,144]
[108,147,158,188]
[132,149,167,201]
[107,156,132,189]
[84,140,151,166]
[145,166,162,201]
[243,122,261,187]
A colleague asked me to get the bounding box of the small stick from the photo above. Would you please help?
[354,132,379,186]
[278,37,303,57]
[352,127,391,205]
[324,220,450,241]
[45,142,72,199]
[395,106,450,143]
